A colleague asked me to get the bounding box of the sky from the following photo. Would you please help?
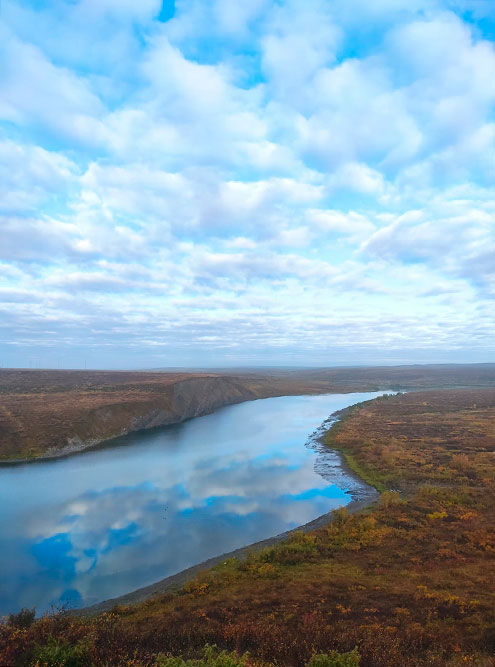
[0,0,494,369]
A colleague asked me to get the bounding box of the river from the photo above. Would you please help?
[0,391,386,615]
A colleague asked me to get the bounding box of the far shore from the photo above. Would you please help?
[0,388,374,466]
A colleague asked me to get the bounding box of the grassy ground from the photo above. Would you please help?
[2,388,495,666]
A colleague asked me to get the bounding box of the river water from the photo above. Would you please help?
[0,391,386,615]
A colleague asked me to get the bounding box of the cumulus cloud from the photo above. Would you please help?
[307,210,376,241]
[362,202,494,296]
[0,141,78,213]
[0,29,105,144]
[261,0,341,103]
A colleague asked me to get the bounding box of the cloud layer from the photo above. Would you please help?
[1,0,494,367]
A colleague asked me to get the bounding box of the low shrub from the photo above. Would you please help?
[153,645,361,667]
[33,637,91,667]
[154,644,251,667]
[307,649,360,667]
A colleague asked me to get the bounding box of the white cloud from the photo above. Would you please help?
[0,29,105,144]
[329,162,387,196]
[261,1,341,104]
[362,203,495,296]
[213,0,269,37]
[307,209,376,241]
[78,0,161,22]
[0,216,83,262]
[0,141,78,213]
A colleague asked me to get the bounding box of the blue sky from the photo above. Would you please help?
[0,0,494,369]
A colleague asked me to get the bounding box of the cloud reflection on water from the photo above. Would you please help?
[1,393,384,614]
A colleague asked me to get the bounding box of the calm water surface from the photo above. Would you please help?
[0,392,385,615]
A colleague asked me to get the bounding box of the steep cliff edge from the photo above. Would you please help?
[123,375,257,432]
[0,373,257,461]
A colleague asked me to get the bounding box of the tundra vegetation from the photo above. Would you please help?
[1,365,494,461]
[1,387,495,666]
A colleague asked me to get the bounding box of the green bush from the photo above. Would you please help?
[32,638,91,667]
[154,644,251,667]
[307,648,360,667]
[262,531,319,565]
[153,645,360,667]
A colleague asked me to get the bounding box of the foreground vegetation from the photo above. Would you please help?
[2,388,495,666]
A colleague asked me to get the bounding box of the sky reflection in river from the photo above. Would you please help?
[0,392,385,614]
